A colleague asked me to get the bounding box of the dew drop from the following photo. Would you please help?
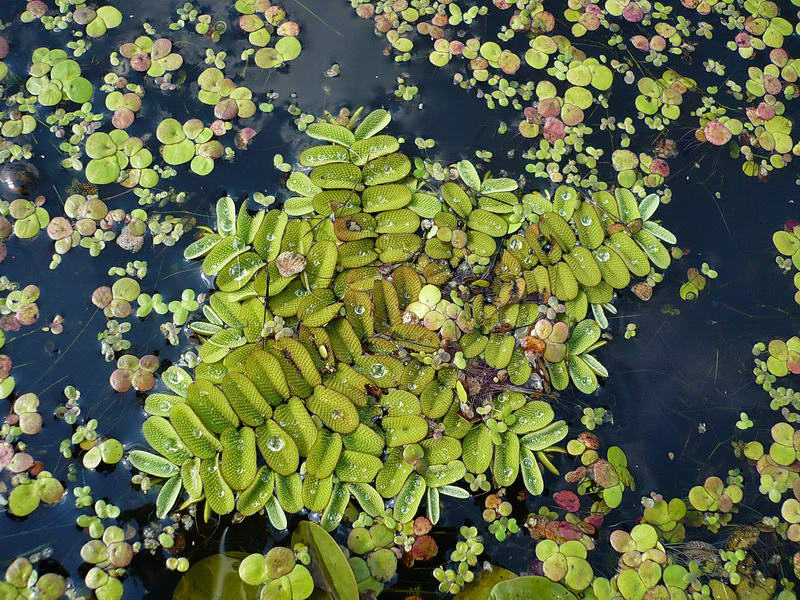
[370,363,387,378]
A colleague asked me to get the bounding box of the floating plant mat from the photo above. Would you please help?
[2,1,800,600]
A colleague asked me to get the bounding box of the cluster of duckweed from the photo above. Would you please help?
[685,475,744,532]
[7,0,304,245]
[76,507,137,600]
[92,277,142,319]
[84,129,160,186]
[346,527,398,593]
[0,390,144,600]
[0,556,68,600]
[773,221,800,303]
[25,48,94,107]
[118,36,183,80]
[234,0,302,69]
[109,354,160,393]
[513,426,792,599]
[3,196,50,240]
[350,0,800,186]
[103,85,143,130]
[154,118,228,177]
[0,282,40,402]
[167,3,224,39]
[238,546,314,599]
[0,189,178,268]
[236,519,404,599]
[488,226,800,598]
[483,492,520,541]
[6,469,64,517]
[678,263,718,301]
[22,1,122,37]
[0,283,40,336]
[738,326,800,557]
[581,406,610,430]
[432,525,484,594]
[1,389,59,518]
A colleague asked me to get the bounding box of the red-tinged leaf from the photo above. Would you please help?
[411,535,438,561]
[553,490,580,512]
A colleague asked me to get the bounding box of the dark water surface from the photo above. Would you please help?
[1,1,799,597]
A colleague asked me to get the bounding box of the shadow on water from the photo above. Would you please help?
[1,1,800,598]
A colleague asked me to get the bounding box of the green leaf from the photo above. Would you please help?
[481,177,517,194]
[9,483,40,516]
[426,487,440,525]
[354,109,391,140]
[65,77,92,103]
[96,5,123,28]
[306,122,355,147]
[265,496,287,530]
[566,319,601,356]
[184,233,223,260]
[156,475,182,519]
[642,220,677,245]
[774,230,800,256]
[438,485,470,498]
[129,450,181,477]
[275,36,302,61]
[291,521,359,600]
[454,567,517,600]
[173,553,259,600]
[216,196,237,236]
[488,576,578,600]
[568,355,598,394]
[638,193,660,220]
[457,160,481,191]
[163,366,193,397]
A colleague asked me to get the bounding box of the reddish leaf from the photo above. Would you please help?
[557,522,583,541]
[553,490,580,512]
[413,517,432,536]
[411,535,438,561]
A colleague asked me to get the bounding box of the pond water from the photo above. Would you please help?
[2,1,800,599]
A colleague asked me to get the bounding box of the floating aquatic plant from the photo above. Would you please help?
[235,0,302,68]
[73,4,122,38]
[26,48,93,106]
[84,129,158,187]
[0,558,67,600]
[105,90,142,130]
[7,470,64,516]
[10,392,43,435]
[238,547,313,598]
[119,36,184,78]
[7,0,800,595]
[156,118,225,176]
[135,112,579,532]
[5,197,49,239]
[0,113,36,139]
[197,68,256,120]
[109,354,159,393]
